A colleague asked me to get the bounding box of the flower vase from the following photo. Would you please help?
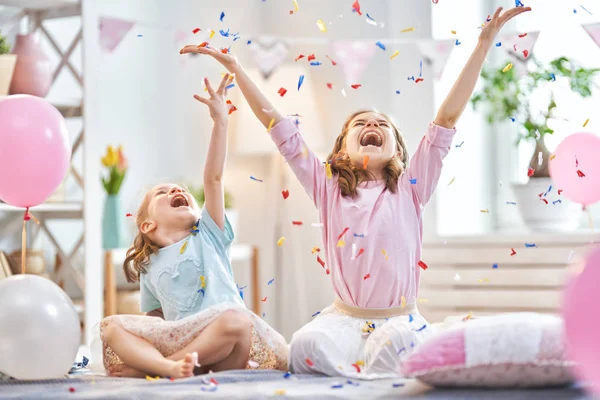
[102,195,127,249]
[9,34,52,97]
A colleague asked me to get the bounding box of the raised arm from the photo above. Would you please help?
[194,74,232,231]
[434,6,531,128]
[181,45,327,208]
[402,6,531,206]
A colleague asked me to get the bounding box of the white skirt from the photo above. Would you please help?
[90,302,289,374]
[289,300,437,380]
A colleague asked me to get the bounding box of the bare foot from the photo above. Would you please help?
[108,364,147,378]
[169,353,195,379]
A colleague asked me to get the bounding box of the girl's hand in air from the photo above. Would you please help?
[478,6,531,46]
[193,74,232,122]
[180,45,240,74]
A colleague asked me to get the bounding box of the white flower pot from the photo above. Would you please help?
[0,54,17,96]
[512,177,581,232]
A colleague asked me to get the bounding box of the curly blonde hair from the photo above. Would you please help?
[327,109,409,198]
[123,191,159,283]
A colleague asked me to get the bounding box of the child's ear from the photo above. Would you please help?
[141,220,157,234]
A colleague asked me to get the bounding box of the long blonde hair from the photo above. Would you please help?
[123,192,159,283]
[327,109,409,198]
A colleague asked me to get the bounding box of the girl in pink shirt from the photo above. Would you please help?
[181,5,530,379]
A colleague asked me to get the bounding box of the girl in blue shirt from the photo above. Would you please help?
[94,74,288,379]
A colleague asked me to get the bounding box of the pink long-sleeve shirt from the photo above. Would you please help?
[270,118,456,308]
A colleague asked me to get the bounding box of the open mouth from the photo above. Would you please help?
[170,194,189,208]
[359,130,383,147]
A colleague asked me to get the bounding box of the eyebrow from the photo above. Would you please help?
[352,119,389,124]
[154,186,171,194]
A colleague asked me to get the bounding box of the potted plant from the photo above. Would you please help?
[188,185,238,239]
[101,145,129,249]
[0,31,17,96]
[472,56,600,231]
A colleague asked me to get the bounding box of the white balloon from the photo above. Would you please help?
[0,275,80,380]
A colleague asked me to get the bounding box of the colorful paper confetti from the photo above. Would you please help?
[351,84,362,89]
[282,190,289,199]
[418,260,428,270]
[352,0,362,15]
[250,176,263,182]
[375,41,386,50]
[390,50,399,60]
[502,63,513,73]
[510,248,517,256]
[363,273,371,280]
[278,87,287,97]
[277,237,285,246]
[267,118,275,132]
[316,19,327,32]
[298,75,305,90]
[584,118,590,127]
[192,28,201,34]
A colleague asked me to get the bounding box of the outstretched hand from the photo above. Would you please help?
[180,45,240,73]
[479,6,532,45]
[194,74,232,122]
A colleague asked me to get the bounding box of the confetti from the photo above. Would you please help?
[307,54,316,62]
[225,84,235,90]
[480,209,489,213]
[337,239,345,247]
[510,248,517,256]
[316,19,327,32]
[416,324,427,332]
[209,30,216,39]
[311,247,320,253]
[294,54,305,62]
[354,233,364,238]
[317,255,326,268]
[351,84,362,89]
[292,0,299,12]
[410,178,417,184]
[496,42,502,47]
[292,221,303,225]
[448,177,456,186]
[351,363,361,373]
[200,276,206,289]
[226,100,237,114]
[502,63,513,73]
[261,296,268,302]
[577,170,586,177]
[331,384,344,389]
[527,167,535,177]
[275,389,286,396]
[219,11,225,22]
[400,27,415,32]
[278,87,287,97]
[268,278,275,285]
[267,118,275,132]
[493,263,499,269]
[352,0,362,15]
[374,41,386,51]
[310,61,322,66]
[298,75,305,90]
[523,49,529,58]
[415,78,424,83]
[390,50,400,60]
[393,383,405,388]
[584,118,590,127]
[455,39,461,46]
[581,5,593,14]
[541,198,549,204]
[363,155,369,169]
[553,200,562,205]
[326,83,333,89]
[363,273,371,280]
[192,28,201,34]
[126,213,133,217]
[401,296,407,308]
[451,30,457,34]
[250,176,263,182]
[180,240,189,254]
[418,260,428,270]
[409,314,414,323]
[381,249,389,260]
[283,371,292,379]
[69,387,76,393]
[305,358,314,367]
[455,141,465,148]
[558,189,563,195]
[282,190,290,199]
[312,311,321,317]
[525,243,537,248]
[277,237,285,246]
[463,311,473,321]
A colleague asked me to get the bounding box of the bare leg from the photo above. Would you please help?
[108,364,148,378]
[102,320,194,379]
[166,310,252,371]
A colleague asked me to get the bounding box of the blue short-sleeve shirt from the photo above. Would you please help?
[139,207,244,321]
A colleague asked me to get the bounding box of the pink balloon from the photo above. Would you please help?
[549,132,600,206]
[563,246,600,396]
[0,95,71,208]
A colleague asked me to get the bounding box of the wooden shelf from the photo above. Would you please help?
[0,202,83,218]
[51,100,83,118]
[0,0,78,10]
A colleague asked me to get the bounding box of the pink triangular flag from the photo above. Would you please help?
[498,31,539,62]
[249,38,289,79]
[582,23,600,48]
[99,16,135,53]
[416,39,454,80]
[331,41,377,87]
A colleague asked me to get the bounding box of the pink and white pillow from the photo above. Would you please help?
[402,313,575,388]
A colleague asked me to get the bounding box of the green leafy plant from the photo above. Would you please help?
[0,31,11,55]
[471,56,600,178]
[188,186,233,209]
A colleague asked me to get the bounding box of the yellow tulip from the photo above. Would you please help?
[101,145,119,167]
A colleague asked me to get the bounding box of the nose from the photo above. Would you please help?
[365,120,379,128]
[169,186,183,195]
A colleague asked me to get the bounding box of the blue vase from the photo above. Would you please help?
[102,194,127,249]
